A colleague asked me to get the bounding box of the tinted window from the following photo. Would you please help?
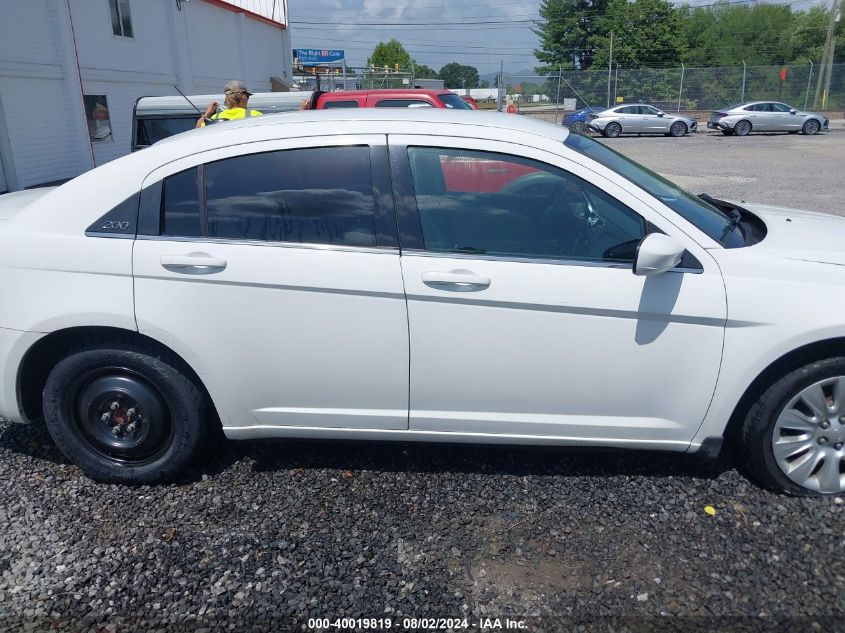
[771,103,792,112]
[322,100,360,109]
[162,167,201,237]
[376,99,433,108]
[135,117,196,147]
[438,94,472,109]
[204,146,376,246]
[406,147,646,263]
[640,106,660,115]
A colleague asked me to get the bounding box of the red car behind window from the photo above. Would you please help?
[310,89,473,111]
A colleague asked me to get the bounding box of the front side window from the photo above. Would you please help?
[564,132,744,247]
[640,106,660,115]
[406,147,646,264]
[438,94,473,110]
[376,99,433,108]
[109,0,133,37]
[771,103,792,112]
[160,147,377,246]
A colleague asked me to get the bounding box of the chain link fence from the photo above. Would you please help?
[502,63,845,114]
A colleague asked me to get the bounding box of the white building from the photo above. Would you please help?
[0,0,293,193]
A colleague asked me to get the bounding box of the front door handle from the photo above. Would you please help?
[161,253,227,273]
[421,271,491,288]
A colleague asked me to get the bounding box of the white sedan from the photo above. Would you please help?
[1,110,844,495]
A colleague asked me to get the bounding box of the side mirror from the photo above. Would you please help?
[656,111,665,117]
[633,234,685,276]
[790,109,798,114]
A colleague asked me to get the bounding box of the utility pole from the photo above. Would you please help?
[498,59,504,111]
[555,65,562,122]
[813,0,839,109]
[607,31,614,109]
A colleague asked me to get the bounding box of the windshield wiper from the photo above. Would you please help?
[698,193,746,244]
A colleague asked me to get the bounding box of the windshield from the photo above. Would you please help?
[439,93,473,110]
[564,133,743,247]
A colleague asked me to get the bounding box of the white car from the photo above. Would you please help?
[1,110,844,495]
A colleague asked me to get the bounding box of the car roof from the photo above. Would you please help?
[157,108,570,149]
[319,89,453,98]
[135,92,310,117]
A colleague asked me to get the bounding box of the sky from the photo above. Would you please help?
[285,0,827,75]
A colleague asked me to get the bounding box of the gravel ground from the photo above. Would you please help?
[598,129,845,216]
[2,131,845,631]
[1,421,844,631]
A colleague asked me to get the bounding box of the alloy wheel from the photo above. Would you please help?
[772,376,845,494]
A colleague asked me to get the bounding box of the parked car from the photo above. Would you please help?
[310,89,473,111]
[561,107,596,133]
[133,89,472,151]
[4,109,845,495]
[460,95,479,109]
[707,101,829,136]
[588,104,697,137]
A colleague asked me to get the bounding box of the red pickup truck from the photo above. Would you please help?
[308,89,473,110]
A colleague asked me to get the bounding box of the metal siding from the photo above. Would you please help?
[0,77,83,188]
[0,0,292,188]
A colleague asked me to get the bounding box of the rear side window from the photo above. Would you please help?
[161,167,202,237]
[203,146,376,246]
[376,99,433,108]
[321,100,359,109]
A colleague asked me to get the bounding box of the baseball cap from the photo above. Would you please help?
[223,80,253,96]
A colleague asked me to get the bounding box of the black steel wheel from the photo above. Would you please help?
[43,341,207,483]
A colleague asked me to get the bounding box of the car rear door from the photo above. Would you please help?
[132,135,410,433]
[389,135,727,448]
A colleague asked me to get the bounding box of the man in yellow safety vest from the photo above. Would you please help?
[196,80,262,128]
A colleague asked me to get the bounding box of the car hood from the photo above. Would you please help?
[741,203,845,266]
[0,187,58,222]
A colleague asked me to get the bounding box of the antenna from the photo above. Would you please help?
[173,84,214,124]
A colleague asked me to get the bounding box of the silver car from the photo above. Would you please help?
[707,101,828,136]
[588,104,697,138]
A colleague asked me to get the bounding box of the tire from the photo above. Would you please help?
[568,120,586,134]
[669,122,687,137]
[802,119,821,135]
[43,340,207,484]
[603,122,622,138]
[721,130,734,136]
[733,120,752,136]
[741,357,845,496]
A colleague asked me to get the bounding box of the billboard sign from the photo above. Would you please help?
[294,49,345,65]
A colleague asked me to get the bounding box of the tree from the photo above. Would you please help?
[533,0,610,71]
[439,62,480,89]
[591,0,686,69]
[368,39,412,69]
[479,79,491,89]
[414,64,440,79]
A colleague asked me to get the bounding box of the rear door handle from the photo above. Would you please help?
[421,271,491,288]
[161,254,227,273]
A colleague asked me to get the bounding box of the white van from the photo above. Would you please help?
[132,92,312,151]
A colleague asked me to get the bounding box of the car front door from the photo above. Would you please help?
[389,136,726,448]
[639,106,669,133]
[770,102,800,131]
[133,135,410,433]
